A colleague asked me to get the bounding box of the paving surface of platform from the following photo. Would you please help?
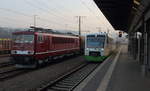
[74,45,150,91]
[106,45,150,91]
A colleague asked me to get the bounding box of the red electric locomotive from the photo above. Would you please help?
[11,27,80,68]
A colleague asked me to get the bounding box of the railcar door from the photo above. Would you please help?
[45,35,49,53]
[36,35,46,55]
[49,36,52,51]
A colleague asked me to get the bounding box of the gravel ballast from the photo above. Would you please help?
[0,57,11,64]
[0,56,86,91]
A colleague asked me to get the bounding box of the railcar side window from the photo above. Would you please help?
[52,37,75,44]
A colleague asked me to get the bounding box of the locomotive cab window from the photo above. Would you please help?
[13,34,34,43]
[87,35,105,48]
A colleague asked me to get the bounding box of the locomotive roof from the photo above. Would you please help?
[37,32,79,38]
[86,33,107,36]
[13,27,78,36]
[12,30,79,38]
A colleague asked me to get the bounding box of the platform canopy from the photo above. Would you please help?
[94,0,141,32]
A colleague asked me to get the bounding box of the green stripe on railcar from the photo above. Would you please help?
[84,56,108,62]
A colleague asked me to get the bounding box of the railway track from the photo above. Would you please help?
[0,67,28,81]
[0,56,82,81]
[0,54,10,57]
[0,62,14,68]
[38,63,100,91]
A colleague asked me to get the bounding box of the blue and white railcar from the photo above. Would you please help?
[84,33,114,62]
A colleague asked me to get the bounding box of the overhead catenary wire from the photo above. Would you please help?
[0,8,76,30]
[23,0,74,24]
[0,16,32,24]
[35,0,71,18]
[44,0,75,15]
[80,0,103,24]
[0,0,108,32]
[23,0,77,29]
[0,18,30,28]
[74,0,101,32]
[0,8,32,17]
[79,0,115,32]
[0,8,33,27]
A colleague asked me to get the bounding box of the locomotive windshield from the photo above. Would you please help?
[87,35,105,48]
[13,35,34,43]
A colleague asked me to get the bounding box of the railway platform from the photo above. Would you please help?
[74,45,150,91]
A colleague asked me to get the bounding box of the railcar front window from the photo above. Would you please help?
[13,35,34,43]
[87,36,105,48]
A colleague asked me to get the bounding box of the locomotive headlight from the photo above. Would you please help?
[101,48,104,51]
[86,48,89,50]
[28,51,34,54]
[85,48,89,51]
[11,50,16,54]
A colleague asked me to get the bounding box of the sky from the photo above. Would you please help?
[0,0,117,35]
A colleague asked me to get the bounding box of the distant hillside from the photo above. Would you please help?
[0,27,24,38]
